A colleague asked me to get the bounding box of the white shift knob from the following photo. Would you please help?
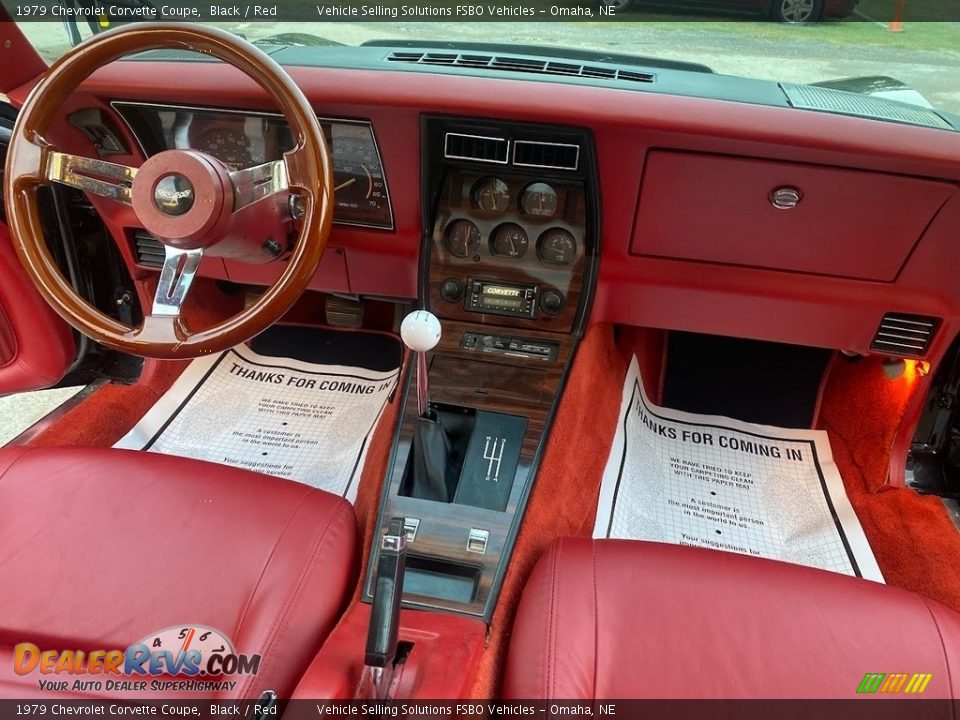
[400,310,442,353]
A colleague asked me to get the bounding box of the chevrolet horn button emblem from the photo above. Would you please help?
[154,174,195,216]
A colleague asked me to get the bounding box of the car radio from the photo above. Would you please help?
[464,279,538,319]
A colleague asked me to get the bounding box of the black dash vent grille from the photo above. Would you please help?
[133,230,165,268]
[513,140,580,171]
[444,133,509,164]
[870,313,939,358]
[387,52,655,85]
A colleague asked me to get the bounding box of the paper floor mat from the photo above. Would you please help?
[115,344,399,503]
[594,356,884,582]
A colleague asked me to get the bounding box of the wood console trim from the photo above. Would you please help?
[364,320,575,619]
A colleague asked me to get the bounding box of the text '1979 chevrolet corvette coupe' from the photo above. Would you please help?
[0,10,959,718]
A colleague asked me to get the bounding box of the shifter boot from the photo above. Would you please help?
[411,412,454,501]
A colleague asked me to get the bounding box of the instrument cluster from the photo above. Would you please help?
[441,175,582,267]
[112,102,393,229]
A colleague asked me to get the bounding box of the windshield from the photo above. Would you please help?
[11,4,960,118]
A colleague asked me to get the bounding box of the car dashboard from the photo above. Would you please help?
[10,38,960,618]
[27,40,960,406]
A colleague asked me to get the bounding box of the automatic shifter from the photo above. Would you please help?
[400,310,455,501]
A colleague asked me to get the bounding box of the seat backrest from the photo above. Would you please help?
[0,446,358,700]
[503,538,960,700]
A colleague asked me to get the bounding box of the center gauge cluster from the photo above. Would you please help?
[442,176,579,266]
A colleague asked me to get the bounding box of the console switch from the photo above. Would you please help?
[540,289,565,315]
[440,278,463,303]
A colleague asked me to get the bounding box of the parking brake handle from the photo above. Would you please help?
[365,517,407,670]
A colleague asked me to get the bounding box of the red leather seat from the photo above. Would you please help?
[0,446,357,699]
[504,538,960,699]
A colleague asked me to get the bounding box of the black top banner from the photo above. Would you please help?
[2,0,958,22]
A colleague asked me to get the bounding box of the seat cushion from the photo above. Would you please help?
[0,446,357,699]
[504,538,960,699]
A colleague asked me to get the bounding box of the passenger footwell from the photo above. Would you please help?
[594,355,884,581]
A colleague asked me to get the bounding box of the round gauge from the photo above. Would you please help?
[490,223,529,259]
[472,177,510,212]
[520,182,559,218]
[193,127,253,170]
[445,220,481,258]
[537,228,578,265]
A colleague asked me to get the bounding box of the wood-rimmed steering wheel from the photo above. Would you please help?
[3,23,333,359]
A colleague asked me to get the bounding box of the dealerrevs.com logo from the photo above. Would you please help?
[14,625,261,694]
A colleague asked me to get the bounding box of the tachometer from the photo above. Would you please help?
[537,228,577,265]
[490,223,529,259]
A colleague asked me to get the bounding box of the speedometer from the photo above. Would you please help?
[192,126,255,170]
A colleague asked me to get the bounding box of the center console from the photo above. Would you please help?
[365,117,598,620]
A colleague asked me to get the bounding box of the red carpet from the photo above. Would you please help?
[24,359,188,447]
[818,355,960,611]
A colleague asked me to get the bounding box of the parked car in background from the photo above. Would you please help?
[601,0,858,22]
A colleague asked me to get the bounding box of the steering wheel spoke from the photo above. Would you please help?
[46,151,137,204]
[152,245,203,317]
[229,159,288,210]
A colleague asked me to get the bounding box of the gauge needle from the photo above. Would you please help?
[362,164,373,200]
[335,178,356,192]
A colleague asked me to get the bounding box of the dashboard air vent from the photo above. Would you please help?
[513,140,580,171]
[387,52,655,85]
[870,313,939,358]
[444,133,509,164]
[133,230,165,268]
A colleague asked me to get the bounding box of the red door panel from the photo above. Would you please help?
[0,222,74,395]
[0,10,46,94]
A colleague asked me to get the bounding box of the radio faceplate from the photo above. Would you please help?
[465,279,538,319]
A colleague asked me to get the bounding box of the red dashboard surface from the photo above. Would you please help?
[15,60,960,365]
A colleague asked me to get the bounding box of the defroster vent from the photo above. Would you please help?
[387,51,655,85]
